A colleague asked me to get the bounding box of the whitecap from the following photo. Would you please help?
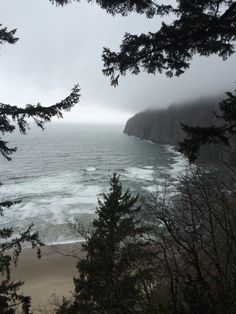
[164,145,189,180]
[85,167,96,172]
[0,184,103,232]
[124,167,154,181]
[169,153,189,180]
[142,185,161,193]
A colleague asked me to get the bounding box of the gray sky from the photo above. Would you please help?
[0,0,236,124]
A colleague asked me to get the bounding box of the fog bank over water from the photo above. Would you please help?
[0,0,236,124]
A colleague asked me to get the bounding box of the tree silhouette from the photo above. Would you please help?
[99,1,236,87]
[58,174,152,313]
[0,24,18,45]
[50,0,169,17]
[179,90,236,162]
[0,20,80,160]
[50,0,236,162]
[0,9,80,313]
[0,84,80,160]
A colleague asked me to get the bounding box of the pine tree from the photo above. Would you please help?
[51,0,236,162]
[0,12,80,160]
[0,222,42,313]
[0,9,81,312]
[179,90,236,162]
[0,84,80,312]
[69,174,151,314]
[0,76,80,314]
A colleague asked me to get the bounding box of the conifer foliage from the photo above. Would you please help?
[0,84,80,160]
[50,0,236,162]
[0,9,80,312]
[179,90,236,162]
[99,1,236,87]
[63,174,151,313]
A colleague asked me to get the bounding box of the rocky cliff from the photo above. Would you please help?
[124,97,222,146]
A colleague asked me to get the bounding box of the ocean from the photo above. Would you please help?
[0,123,187,244]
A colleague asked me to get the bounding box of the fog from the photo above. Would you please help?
[0,0,235,123]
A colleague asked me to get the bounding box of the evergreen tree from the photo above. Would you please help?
[0,83,80,313]
[67,174,151,313]
[0,8,81,312]
[0,222,42,313]
[0,84,80,160]
[3,1,234,162]
[179,90,236,162]
[0,9,80,160]
[51,0,236,162]
[98,1,235,87]
[0,72,80,314]
[50,0,236,77]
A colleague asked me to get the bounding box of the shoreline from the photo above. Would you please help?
[12,242,84,313]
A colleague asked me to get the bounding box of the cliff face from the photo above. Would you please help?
[124,97,221,146]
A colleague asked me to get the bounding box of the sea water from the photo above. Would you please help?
[0,123,188,244]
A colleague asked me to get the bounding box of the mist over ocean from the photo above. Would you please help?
[0,124,187,244]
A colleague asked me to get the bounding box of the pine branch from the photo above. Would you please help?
[0,84,80,160]
[0,24,18,45]
[102,1,236,85]
[179,90,236,162]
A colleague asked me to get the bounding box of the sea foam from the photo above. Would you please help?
[124,167,154,181]
[85,167,96,172]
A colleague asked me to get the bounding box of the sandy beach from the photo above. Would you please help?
[12,243,84,313]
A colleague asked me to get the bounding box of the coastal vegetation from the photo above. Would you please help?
[0,88,80,312]
[0,0,236,313]
[0,19,80,313]
[53,1,236,313]
[56,174,153,313]
[124,93,236,163]
[54,165,236,313]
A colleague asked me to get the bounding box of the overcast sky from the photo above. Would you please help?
[0,0,236,124]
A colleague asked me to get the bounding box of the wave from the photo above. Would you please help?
[124,167,154,181]
[84,167,97,172]
[166,146,189,180]
[0,125,190,244]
